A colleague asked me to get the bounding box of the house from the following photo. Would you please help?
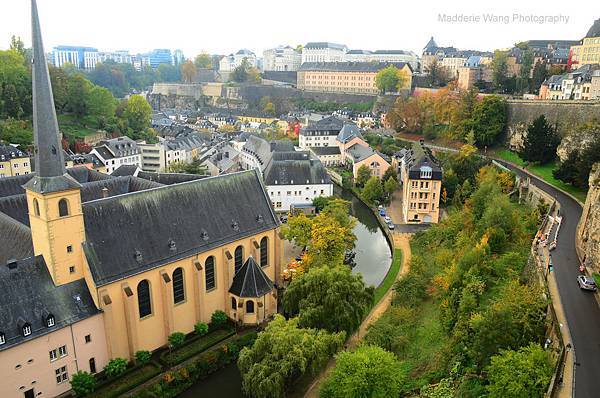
[309,146,342,167]
[343,141,391,179]
[301,42,348,64]
[219,49,257,73]
[89,136,141,174]
[0,145,31,178]
[399,143,443,224]
[263,46,302,72]
[569,19,600,67]
[299,116,345,149]
[0,7,282,398]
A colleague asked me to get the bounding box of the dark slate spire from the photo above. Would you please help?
[24,0,80,193]
[424,36,438,51]
[229,256,274,298]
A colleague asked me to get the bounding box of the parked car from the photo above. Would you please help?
[577,275,597,291]
[378,205,384,210]
[387,222,395,230]
[379,209,386,216]
[384,216,392,223]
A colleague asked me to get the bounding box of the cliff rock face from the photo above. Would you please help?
[556,127,599,162]
[577,163,600,272]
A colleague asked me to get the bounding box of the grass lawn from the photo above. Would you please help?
[93,362,162,398]
[493,149,587,203]
[373,248,403,305]
[57,114,100,138]
[160,328,235,366]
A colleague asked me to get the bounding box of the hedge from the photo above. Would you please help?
[160,328,235,367]
[91,362,162,398]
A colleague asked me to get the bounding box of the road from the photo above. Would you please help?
[494,159,600,398]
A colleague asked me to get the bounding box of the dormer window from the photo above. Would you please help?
[420,166,432,179]
[0,332,5,345]
[168,240,176,252]
[46,315,55,328]
[134,250,143,263]
[22,323,31,337]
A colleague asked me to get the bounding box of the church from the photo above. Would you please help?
[0,2,281,397]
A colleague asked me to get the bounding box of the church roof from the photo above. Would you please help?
[82,170,278,286]
[0,211,33,266]
[337,123,362,144]
[228,256,274,298]
[0,255,99,351]
[585,18,600,38]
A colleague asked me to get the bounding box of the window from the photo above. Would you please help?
[205,256,216,291]
[0,332,4,345]
[49,349,58,362]
[260,237,268,267]
[22,324,31,337]
[89,358,96,374]
[246,300,255,313]
[59,345,67,357]
[172,268,185,304]
[55,366,68,384]
[33,199,40,216]
[234,246,244,274]
[47,315,55,327]
[137,280,152,318]
[58,199,69,217]
[231,297,237,310]
[67,245,73,253]
[69,266,75,274]
[85,334,91,344]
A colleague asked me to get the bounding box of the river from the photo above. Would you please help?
[178,187,392,397]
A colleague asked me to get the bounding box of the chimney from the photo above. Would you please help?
[7,259,17,270]
[101,187,109,198]
[225,151,229,158]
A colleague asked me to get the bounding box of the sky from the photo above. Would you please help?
[0,0,596,58]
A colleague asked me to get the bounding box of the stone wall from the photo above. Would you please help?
[577,163,600,273]
[506,100,600,150]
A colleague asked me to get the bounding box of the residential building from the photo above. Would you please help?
[132,54,151,71]
[138,134,209,173]
[422,37,491,75]
[97,50,133,65]
[219,49,257,72]
[301,42,348,64]
[1,8,282,393]
[342,140,391,179]
[299,116,345,149]
[457,56,493,90]
[309,146,342,167]
[0,145,31,178]
[202,145,240,176]
[148,49,173,69]
[51,45,98,70]
[263,46,302,71]
[561,64,600,100]
[344,49,419,71]
[569,19,600,67]
[591,70,600,99]
[441,54,468,79]
[89,136,142,174]
[297,62,413,95]
[399,144,442,224]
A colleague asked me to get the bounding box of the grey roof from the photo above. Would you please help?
[302,115,345,134]
[0,255,98,351]
[299,61,410,73]
[242,135,295,169]
[228,256,274,298]
[111,164,140,177]
[0,144,28,161]
[405,144,443,180]
[424,37,438,51]
[585,19,600,38]
[82,170,278,286]
[304,42,347,50]
[0,211,33,266]
[264,152,330,186]
[309,146,341,156]
[337,123,362,144]
[96,136,139,158]
[346,143,379,162]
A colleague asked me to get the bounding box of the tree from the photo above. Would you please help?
[168,332,186,348]
[283,266,373,334]
[70,371,97,396]
[520,115,560,164]
[307,214,353,267]
[382,166,398,182]
[470,95,507,147]
[87,85,117,120]
[0,118,32,148]
[281,212,313,248]
[384,177,398,196]
[554,128,600,188]
[531,61,548,95]
[516,50,534,94]
[232,58,251,82]
[211,310,228,327]
[180,60,196,83]
[104,358,128,378]
[362,176,384,205]
[122,94,152,134]
[491,50,509,92]
[425,58,450,87]
[312,196,334,212]
[168,159,208,175]
[320,345,409,398]
[0,49,31,118]
[237,315,345,398]
[356,164,371,187]
[375,65,407,94]
[194,322,209,336]
[194,53,213,69]
[486,344,554,398]
[157,63,181,83]
[66,73,92,116]
[49,65,70,111]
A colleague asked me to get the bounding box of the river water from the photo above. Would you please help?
[178,187,392,397]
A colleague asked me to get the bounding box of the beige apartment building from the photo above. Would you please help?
[0,145,31,178]
[297,62,412,95]
[570,19,600,67]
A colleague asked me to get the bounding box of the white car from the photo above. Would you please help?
[384,216,392,223]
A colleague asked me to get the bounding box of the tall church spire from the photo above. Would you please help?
[25,0,80,193]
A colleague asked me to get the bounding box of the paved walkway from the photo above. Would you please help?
[303,234,412,398]
[387,189,404,224]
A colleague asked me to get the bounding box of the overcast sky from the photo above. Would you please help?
[0,0,596,57]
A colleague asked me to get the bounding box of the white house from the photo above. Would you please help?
[219,49,257,72]
[301,42,348,64]
[263,46,302,71]
[90,136,141,174]
[298,115,345,149]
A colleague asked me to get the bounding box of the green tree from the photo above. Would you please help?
[0,49,31,118]
[49,65,69,111]
[70,371,97,396]
[0,118,32,148]
[194,53,213,69]
[66,73,92,116]
[211,310,228,327]
[87,85,117,120]
[491,50,509,92]
[180,60,196,83]
[232,58,251,82]
[382,166,398,182]
[425,58,450,87]
[320,345,409,398]
[531,61,548,95]
[281,212,313,248]
[237,315,345,398]
[520,115,560,164]
[362,176,384,205]
[375,65,401,94]
[384,177,398,195]
[486,344,554,398]
[122,94,152,134]
[283,266,373,334]
[104,358,128,378]
[312,196,334,212]
[516,50,534,94]
[471,95,507,147]
[157,63,181,82]
[356,164,371,187]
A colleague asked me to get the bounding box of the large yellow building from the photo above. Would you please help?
[297,62,413,95]
[570,19,600,67]
[0,145,31,178]
[0,5,282,398]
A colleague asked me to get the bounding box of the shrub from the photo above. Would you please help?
[70,371,97,396]
[211,310,228,328]
[168,332,186,349]
[135,350,152,365]
[104,357,128,378]
[194,322,209,336]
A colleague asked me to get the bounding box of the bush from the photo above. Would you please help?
[70,371,97,396]
[93,363,161,398]
[161,328,234,366]
[194,322,209,337]
[134,350,152,365]
[211,310,228,328]
[104,358,128,378]
[168,332,186,349]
